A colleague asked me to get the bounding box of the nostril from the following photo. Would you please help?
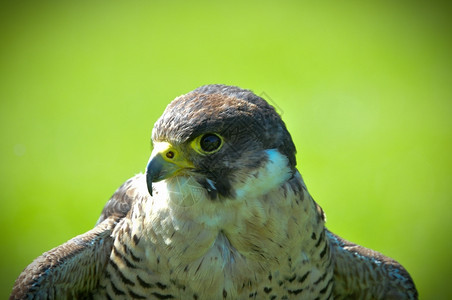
[166,151,175,159]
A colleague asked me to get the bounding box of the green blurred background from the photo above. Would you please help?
[1,1,451,298]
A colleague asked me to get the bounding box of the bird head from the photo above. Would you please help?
[146,84,296,200]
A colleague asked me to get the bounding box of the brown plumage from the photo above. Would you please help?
[10,84,417,299]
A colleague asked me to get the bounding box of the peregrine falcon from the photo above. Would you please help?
[11,84,417,299]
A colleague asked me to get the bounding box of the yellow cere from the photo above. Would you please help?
[152,142,195,169]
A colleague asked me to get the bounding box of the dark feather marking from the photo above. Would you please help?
[133,234,140,245]
[110,280,126,296]
[195,258,204,274]
[288,288,303,295]
[151,292,174,299]
[124,243,141,262]
[156,282,168,290]
[315,231,324,248]
[137,275,153,288]
[286,274,296,283]
[319,278,334,294]
[319,242,328,259]
[325,256,333,269]
[124,223,131,236]
[313,272,328,285]
[298,271,310,283]
[113,245,137,269]
[129,289,147,299]
[263,287,272,294]
[285,174,303,197]
[109,259,135,286]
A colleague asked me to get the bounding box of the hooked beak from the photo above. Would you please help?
[145,142,194,196]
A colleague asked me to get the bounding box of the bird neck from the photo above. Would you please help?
[138,167,324,263]
[125,169,327,295]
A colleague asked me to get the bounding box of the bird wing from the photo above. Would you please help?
[10,216,118,299]
[10,174,145,299]
[327,230,418,300]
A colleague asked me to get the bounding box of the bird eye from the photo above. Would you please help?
[199,133,223,153]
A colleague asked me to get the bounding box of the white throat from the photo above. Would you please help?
[134,149,305,294]
[233,149,292,199]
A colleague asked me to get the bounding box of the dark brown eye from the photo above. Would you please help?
[200,134,222,153]
[166,151,175,159]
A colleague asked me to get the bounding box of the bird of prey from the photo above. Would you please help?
[11,84,417,299]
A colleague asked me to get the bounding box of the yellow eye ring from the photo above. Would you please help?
[191,133,224,155]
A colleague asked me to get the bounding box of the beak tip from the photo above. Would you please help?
[145,147,183,197]
[146,172,153,197]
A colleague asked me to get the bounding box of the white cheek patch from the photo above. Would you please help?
[234,149,292,199]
